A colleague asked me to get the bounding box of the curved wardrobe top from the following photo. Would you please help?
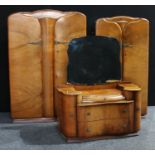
[8,9,86,20]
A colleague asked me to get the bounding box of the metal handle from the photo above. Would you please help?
[122,124,128,128]
[86,112,91,116]
[86,128,91,132]
[122,109,128,113]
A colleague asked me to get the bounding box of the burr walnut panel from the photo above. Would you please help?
[8,10,86,120]
[96,16,149,115]
[9,13,43,119]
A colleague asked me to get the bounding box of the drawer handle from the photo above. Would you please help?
[122,109,128,113]
[86,128,91,132]
[86,112,91,116]
[122,124,128,128]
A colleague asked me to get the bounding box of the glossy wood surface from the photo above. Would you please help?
[96,16,149,115]
[9,13,43,118]
[39,18,56,117]
[8,10,86,119]
[78,118,131,138]
[123,19,149,115]
[54,12,87,115]
[57,82,141,141]
[77,103,133,122]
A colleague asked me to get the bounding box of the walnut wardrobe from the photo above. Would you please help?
[8,10,86,121]
[96,16,149,115]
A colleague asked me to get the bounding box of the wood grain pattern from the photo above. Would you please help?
[96,18,123,71]
[57,94,77,137]
[123,19,149,115]
[134,91,141,132]
[77,103,132,122]
[8,10,86,120]
[96,16,149,115]
[57,82,140,141]
[118,83,141,91]
[54,12,87,115]
[39,18,56,117]
[78,119,130,138]
[9,13,43,119]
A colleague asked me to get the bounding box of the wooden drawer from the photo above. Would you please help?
[78,118,131,138]
[77,102,134,122]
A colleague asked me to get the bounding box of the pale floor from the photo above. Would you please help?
[0,106,155,150]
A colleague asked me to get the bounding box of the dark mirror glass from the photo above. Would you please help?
[67,36,121,85]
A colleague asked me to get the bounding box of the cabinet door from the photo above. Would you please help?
[9,13,43,119]
[96,17,149,116]
[96,19,123,73]
[123,19,149,115]
[54,12,86,115]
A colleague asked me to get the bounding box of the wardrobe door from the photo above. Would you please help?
[54,12,87,115]
[123,19,149,115]
[96,19,122,42]
[9,11,87,120]
[96,19,123,75]
[96,17,149,115]
[9,13,43,119]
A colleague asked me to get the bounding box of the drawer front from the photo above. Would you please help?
[77,103,133,122]
[78,119,130,138]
